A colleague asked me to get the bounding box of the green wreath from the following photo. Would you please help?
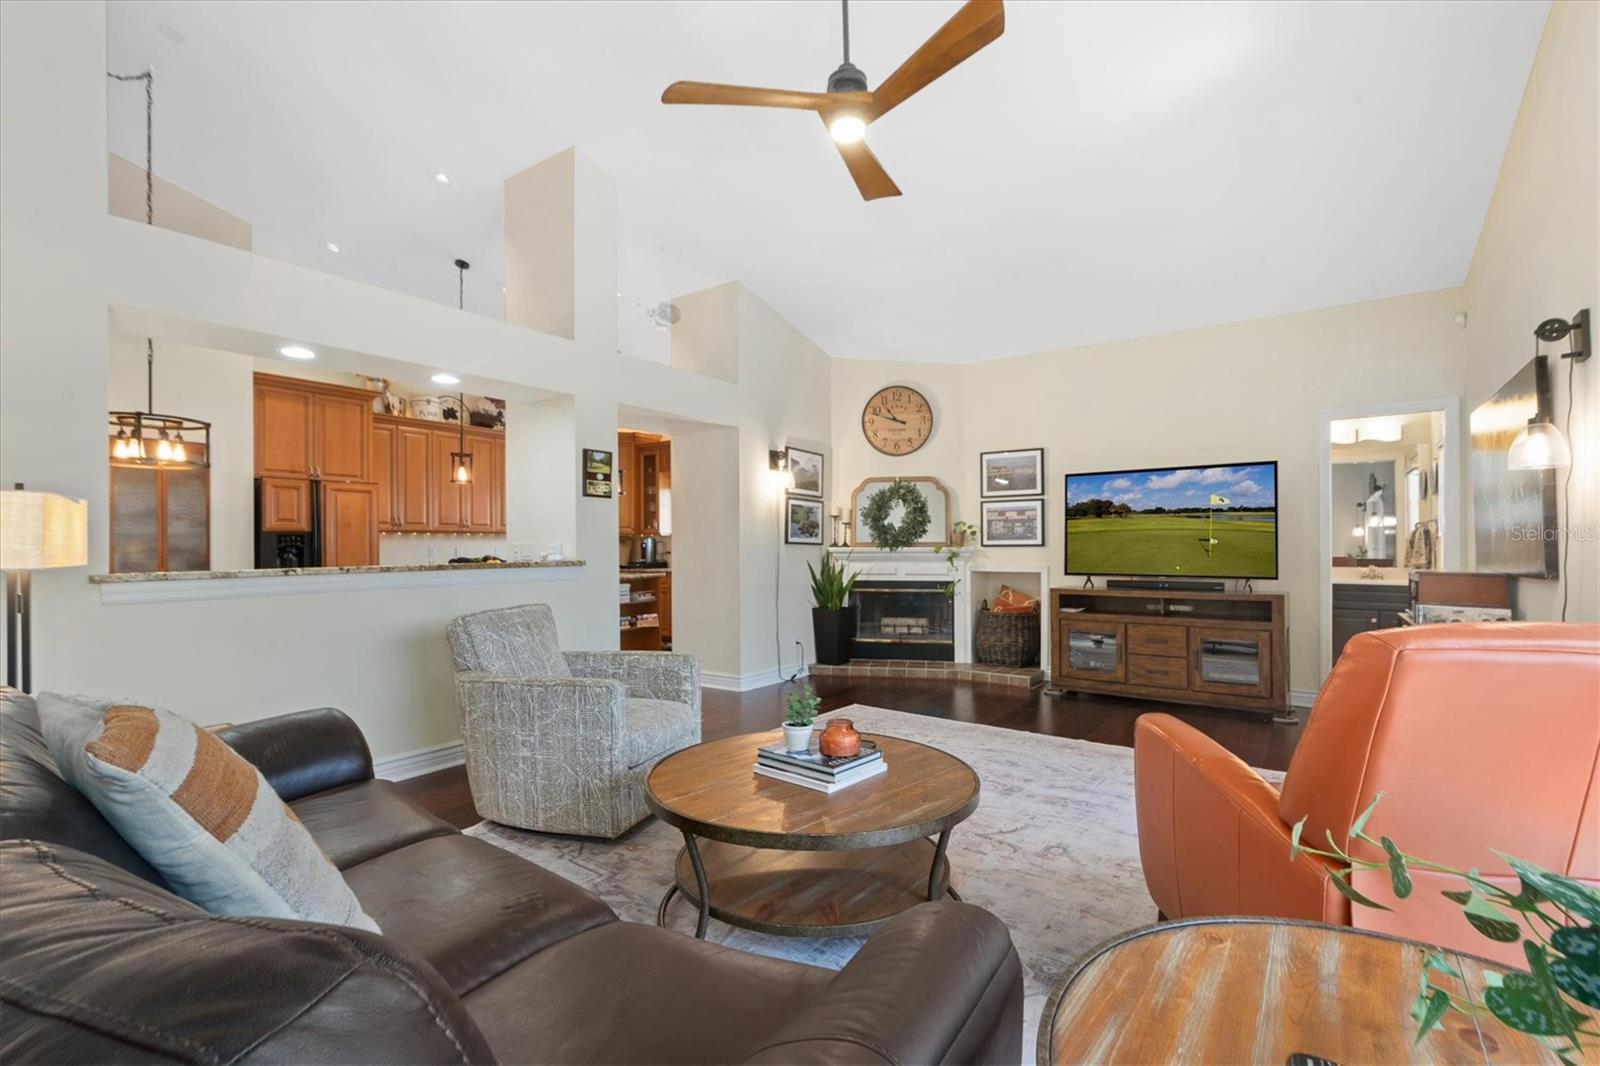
[861,480,931,551]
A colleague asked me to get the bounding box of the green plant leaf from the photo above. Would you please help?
[1289,817,1306,860]
[1350,791,1385,839]
[1550,927,1600,1009]
[1381,837,1413,900]
[1441,889,1473,905]
[1410,987,1452,1044]
[1422,949,1462,981]
[1329,870,1392,912]
[1462,892,1522,943]
[1500,856,1600,925]
[1481,943,1588,1038]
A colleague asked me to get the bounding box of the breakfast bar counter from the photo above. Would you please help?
[89,559,586,604]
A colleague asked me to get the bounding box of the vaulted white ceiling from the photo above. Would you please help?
[107,0,1548,364]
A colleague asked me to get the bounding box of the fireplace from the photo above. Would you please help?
[851,580,955,661]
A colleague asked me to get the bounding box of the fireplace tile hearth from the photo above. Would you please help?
[809,659,1043,689]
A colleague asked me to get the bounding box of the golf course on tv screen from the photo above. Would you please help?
[1065,463,1278,579]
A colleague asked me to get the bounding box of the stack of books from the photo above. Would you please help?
[754,738,886,793]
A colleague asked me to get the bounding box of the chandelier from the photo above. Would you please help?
[106,67,209,468]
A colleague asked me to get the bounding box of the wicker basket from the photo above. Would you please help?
[974,607,1041,667]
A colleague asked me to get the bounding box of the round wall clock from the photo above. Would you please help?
[861,385,933,456]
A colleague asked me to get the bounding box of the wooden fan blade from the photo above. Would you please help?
[821,116,902,200]
[869,0,1005,120]
[661,81,833,110]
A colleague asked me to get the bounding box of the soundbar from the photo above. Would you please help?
[1106,578,1226,593]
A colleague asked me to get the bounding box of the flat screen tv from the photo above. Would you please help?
[1065,462,1278,579]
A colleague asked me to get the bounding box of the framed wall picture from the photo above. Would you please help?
[785,495,825,544]
[582,448,614,498]
[980,448,1044,498]
[981,498,1045,547]
[787,446,824,497]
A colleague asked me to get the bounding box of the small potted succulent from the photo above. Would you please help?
[782,686,822,753]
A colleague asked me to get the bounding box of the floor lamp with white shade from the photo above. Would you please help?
[1,485,88,694]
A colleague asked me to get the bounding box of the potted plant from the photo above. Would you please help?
[1293,794,1600,1056]
[782,686,822,753]
[807,551,859,666]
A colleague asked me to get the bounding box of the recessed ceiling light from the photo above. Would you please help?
[430,372,461,385]
[279,345,316,360]
[431,171,451,186]
[324,241,340,253]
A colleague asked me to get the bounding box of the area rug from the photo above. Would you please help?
[469,705,1283,1062]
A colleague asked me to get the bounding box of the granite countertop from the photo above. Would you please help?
[620,567,670,577]
[90,560,585,584]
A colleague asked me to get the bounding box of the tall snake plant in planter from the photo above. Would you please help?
[1292,793,1600,1059]
[808,552,859,666]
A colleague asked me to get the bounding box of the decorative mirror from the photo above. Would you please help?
[849,477,952,548]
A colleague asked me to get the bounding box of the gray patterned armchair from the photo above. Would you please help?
[447,604,701,838]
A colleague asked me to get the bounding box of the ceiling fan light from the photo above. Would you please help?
[829,114,867,145]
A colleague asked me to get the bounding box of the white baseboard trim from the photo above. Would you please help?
[375,740,464,781]
[702,666,809,693]
[1289,688,1317,710]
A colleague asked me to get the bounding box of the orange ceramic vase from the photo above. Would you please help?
[818,718,861,758]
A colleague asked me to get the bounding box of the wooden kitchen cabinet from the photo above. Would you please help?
[254,382,312,478]
[396,424,434,531]
[371,422,397,531]
[433,429,467,530]
[255,373,372,482]
[321,482,378,567]
[465,432,500,533]
[373,418,436,532]
[617,433,639,535]
[312,393,370,482]
[259,476,312,532]
[660,573,672,648]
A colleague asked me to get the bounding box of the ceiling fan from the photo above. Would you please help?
[661,0,1005,201]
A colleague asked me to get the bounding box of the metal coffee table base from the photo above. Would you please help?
[656,827,961,939]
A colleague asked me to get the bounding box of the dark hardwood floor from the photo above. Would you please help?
[397,677,1304,829]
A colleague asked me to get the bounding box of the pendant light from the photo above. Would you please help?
[448,258,472,484]
[105,68,210,468]
[1508,311,1589,472]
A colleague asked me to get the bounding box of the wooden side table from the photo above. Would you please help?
[1040,917,1589,1065]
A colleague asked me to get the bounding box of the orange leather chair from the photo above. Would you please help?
[1135,622,1600,964]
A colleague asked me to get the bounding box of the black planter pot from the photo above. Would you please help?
[812,606,857,666]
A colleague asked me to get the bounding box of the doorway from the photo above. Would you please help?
[1318,400,1462,679]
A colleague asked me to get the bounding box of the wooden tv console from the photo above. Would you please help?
[1050,587,1288,716]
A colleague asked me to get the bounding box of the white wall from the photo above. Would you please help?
[1463,0,1599,623]
[0,3,822,759]
[831,289,1470,694]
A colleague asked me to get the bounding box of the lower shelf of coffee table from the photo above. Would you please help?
[674,837,950,938]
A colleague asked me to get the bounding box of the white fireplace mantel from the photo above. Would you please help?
[828,546,975,663]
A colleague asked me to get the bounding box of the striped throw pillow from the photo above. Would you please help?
[39,694,378,932]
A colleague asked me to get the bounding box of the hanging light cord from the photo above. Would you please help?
[841,0,851,63]
[109,68,156,412]
[1560,351,1575,622]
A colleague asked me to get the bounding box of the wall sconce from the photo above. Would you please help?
[1509,308,1589,471]
[768,449,795,491]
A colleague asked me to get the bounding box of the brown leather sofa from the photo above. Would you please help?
[0,691,1023,1063]
[1134,622,1600,964]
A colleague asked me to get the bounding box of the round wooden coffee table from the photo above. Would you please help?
[644,729,980,938]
